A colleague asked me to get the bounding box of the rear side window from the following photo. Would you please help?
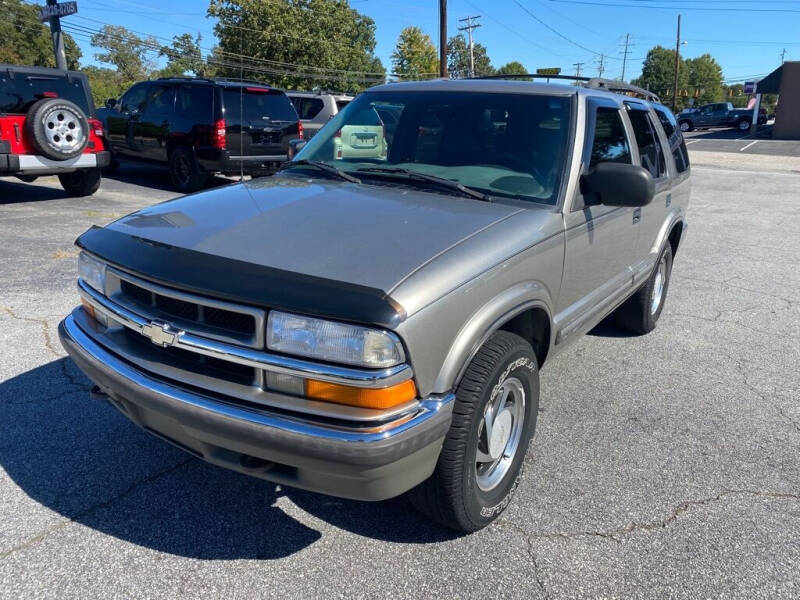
[0,73,91,115]
[335,100,350,112]
[224,88,298,124]
[626,107,666,178]
[176,85,213,122]
[291,97,324,120]
[653,105,690,174]
[589,107,631,167]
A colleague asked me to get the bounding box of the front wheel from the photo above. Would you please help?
[738,119,751,132]
[679,120,692,132]
[408,331,539,532]
[58,168,102,196]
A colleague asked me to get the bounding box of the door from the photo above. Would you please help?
[105,83,150,156]
[132,84,175,161]
[556,100,639,344]
[624,103,671,280]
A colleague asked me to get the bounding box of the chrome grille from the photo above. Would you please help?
[106,268,265,349]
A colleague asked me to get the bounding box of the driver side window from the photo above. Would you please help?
[120,84,149,113]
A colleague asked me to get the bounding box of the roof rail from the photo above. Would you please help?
[155,75,272,86]
[471,73,660,103]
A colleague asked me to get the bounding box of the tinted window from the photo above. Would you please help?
[224,88,298,124]
[296,91,572,205]
[120,84,149,113]
[335,100,350,112]
[0,73,91,115]
[626,107,666,178]
[176,85,213,121]
[589,107,631,167]
[143,85,175,116]
[291,97,324,120]
[653,105,690,174]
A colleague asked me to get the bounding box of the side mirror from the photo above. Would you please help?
[580,162,654,207]
[288,138,306,159]
[105,98,118,109]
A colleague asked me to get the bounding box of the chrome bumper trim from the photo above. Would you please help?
[78,279,413,389]
[62,313,453,442]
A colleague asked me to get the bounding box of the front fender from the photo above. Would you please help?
[432,281,553,394]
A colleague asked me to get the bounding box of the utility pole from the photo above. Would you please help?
[672,14,681,113]
[573,62,584,78]
[781,48,787,63]
[439,0,448,78]
[458,15,482,78]
[47,0,67,70]
[596,53,606,78]
[620,33,633,82]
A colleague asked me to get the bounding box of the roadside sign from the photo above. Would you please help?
[39,1,77,22]
[743,81,756,94]
[536,68,561,76]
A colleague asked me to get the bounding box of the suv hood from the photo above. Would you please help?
[101,175,522,296]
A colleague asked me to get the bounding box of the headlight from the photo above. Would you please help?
[266,311,405,368]
[78,251,106,293]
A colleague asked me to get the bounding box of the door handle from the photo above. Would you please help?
[632,208,641,224]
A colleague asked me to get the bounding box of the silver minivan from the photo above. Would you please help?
[287,91,353,138]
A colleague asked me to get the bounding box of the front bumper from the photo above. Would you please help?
[59,314,453,501]
[0,151,110,176]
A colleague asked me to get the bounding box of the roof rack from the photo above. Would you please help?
[155,75,271,86]
[471,73,660,103]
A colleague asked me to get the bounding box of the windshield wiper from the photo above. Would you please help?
[356,167,491,202]
[282,159,361,184]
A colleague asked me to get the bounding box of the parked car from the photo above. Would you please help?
[0,64,109,195]
[287,90,352,139]
[677,101,767,132]
[99,77,303,192]
[332,105,388,160]
[60,78,690,532]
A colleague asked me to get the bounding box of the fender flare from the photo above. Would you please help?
[432,281,554,394]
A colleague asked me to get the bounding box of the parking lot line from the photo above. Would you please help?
[739,141,759,151]
[685,140,699,145]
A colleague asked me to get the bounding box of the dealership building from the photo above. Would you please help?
[758,61,800,139]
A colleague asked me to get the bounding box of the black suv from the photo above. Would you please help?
[100,77,303,192]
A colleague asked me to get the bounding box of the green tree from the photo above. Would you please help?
[447,34,493,79]
[82,65,129,106]
[391,26,438,80]
[90,25,158,82]
[685,54,723,105]
[495,61,530,80]
[208,0,385,93]
[0,0,81,69]
[159,33,210,77]
[631,45,689,108]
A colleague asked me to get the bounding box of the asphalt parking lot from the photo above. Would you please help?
[1,156,799,598]
[683,126,800,156]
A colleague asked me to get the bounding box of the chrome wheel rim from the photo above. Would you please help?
[476,376,525,491]
[739,120,750,131]
[650,257,667,315]
[679,122,689,132]
[42,106,85,154]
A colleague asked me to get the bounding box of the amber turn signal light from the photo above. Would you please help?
[305,379,417,409]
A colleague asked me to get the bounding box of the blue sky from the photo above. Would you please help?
[65,0,799,85]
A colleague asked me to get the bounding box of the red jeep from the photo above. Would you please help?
[1,64,110,196]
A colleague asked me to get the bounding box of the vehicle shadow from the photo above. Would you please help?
[587,316,637,338]
[105,162,238,193]
[0,178,69,204]
[0,358,457,560]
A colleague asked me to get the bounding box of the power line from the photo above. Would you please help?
[544,0,800,13]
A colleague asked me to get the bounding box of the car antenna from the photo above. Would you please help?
[238,26,244,183]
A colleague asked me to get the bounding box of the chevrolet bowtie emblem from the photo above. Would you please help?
[141,322,178,347]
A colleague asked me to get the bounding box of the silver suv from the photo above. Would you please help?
[59,78,690,532]
[287,90,353,138]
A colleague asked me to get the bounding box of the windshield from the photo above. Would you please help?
[293,90,572,204]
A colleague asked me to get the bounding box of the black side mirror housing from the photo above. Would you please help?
[105,98,117,109]
[580,162,655,207]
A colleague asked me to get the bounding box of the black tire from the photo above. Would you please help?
[678,120,693,132]
[614,244,673,335]
[737,119,751,132]
[169,147,207,193]
[16,175,38,183]
[24,98,89,160]
[408,331,539,532]
[58,168,102,196]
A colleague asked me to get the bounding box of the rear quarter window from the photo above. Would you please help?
[176,85,213,121]
[0,73,91,115]
[653,105,690,174]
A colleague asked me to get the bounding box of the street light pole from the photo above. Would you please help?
[672,14,681,113]
[439,0,448,78]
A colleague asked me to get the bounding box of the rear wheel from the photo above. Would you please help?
[168,147,206,193]
[408,331,539,532]
[58,168,102,196]
[737,119,751,132]
[678,120,692,132]
[614,244,673,335]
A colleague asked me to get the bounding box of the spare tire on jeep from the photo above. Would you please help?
[24,98,89,161]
